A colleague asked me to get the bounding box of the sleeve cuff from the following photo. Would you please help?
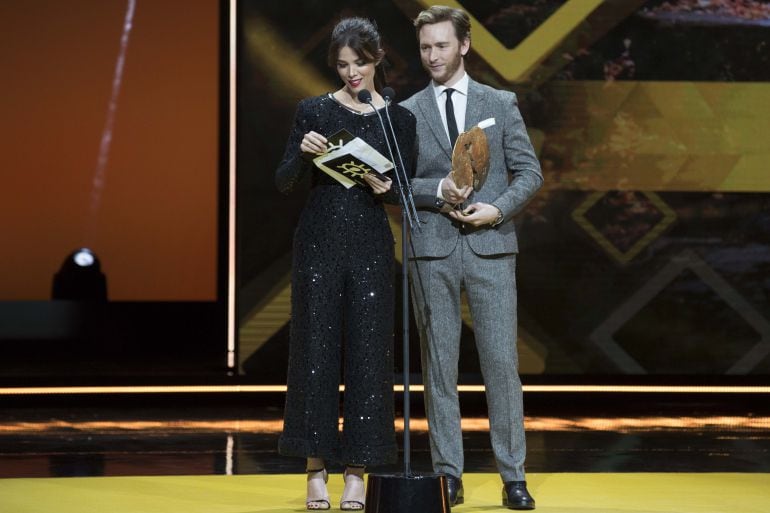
[435,179,446,207]
[490,204,504,226]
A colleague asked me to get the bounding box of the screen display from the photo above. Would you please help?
[0,0,219,302]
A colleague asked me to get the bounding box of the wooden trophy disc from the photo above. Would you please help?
[450,126,490,191]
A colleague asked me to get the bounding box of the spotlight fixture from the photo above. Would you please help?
[72,248,96,267]
[52,248,108,301]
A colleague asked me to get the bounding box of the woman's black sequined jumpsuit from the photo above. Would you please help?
[276,94,415,465]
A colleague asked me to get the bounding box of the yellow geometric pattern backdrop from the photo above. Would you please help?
[239,0,770,375]
[571,191,676,264]
[414,0,606,83]
[544,81,770,192]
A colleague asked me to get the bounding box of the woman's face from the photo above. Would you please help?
[336,46,377,98]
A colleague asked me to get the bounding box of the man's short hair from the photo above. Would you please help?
[413,5,471,42]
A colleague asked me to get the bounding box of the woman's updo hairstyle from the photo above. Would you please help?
[327,17,387,90]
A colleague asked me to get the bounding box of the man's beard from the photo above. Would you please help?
[425,49,463,84]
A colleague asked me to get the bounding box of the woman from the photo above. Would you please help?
[275,17,415,511]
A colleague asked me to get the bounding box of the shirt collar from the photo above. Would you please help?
[432,72,469,99]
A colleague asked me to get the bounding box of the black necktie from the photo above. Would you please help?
[445,88,459,149]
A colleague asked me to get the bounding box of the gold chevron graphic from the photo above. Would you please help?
[519,325,547,374]
[243,14,332,98]
[541,81,770,192]
[413,0,604,83]
[239,275,292,372]
[572,191,676,265]
[401,2,770,192]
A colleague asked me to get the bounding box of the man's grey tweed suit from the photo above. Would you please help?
[401,77,542,481]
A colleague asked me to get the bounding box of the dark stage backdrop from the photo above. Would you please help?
[237,0,770,382]
[0,0,223,379]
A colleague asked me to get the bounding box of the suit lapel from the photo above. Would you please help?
[464,78,489,131]
[416,85,452,159]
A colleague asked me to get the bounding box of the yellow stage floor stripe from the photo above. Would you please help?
[1,473,768,513]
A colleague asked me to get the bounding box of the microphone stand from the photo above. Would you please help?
[381,94,421,234]
[360,89,448,513]
[359,94,417,232]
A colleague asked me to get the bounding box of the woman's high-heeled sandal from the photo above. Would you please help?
[306,468,330,510]
[340,466,366,511]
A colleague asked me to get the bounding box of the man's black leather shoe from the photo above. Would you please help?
[502,481,535,510]
[445,474,464,506]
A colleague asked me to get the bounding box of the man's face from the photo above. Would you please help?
[418,20,469,86]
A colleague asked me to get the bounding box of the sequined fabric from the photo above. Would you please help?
[276,94,415,466]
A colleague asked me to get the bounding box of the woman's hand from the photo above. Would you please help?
[363,174,392,195]
[300,131,328,155]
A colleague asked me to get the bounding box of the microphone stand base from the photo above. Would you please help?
[365,472,449,513]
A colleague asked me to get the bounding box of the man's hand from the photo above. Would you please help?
[449,202,502,227]
[363,174,392,195]
[441,175,472,205]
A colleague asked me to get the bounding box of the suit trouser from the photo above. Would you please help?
[410,236,527,482]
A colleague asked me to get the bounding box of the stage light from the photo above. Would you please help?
[72,248,96,267]
[52,248,108,301]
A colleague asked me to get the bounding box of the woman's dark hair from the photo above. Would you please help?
[327,17,387,90]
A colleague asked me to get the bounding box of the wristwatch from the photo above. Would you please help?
[491,207,504,226]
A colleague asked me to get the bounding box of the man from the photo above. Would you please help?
[401,5,542,510]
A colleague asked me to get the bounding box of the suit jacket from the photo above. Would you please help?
[401,77,543,258]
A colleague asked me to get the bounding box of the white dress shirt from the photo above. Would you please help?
[432,72,469,145]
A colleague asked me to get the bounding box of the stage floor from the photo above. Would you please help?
[1,473,769,513]
[1,400,769,477]
[1,394,769,511]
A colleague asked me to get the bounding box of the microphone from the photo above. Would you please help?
[382,87,395,105]
[357,89,418,230]
[357,89,373,104]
